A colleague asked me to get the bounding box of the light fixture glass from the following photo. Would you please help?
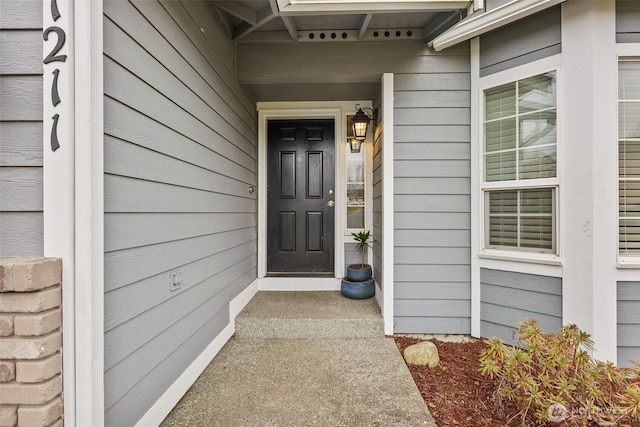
[352,105,372,140]
[349,139,362,153]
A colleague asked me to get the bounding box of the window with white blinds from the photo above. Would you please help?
[619,61,640,256]
[483,72,557,253]
[487,188,554,250]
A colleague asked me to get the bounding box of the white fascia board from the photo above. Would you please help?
[277,0,470,15]
[431,0,566,51]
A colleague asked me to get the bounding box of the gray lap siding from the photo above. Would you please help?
[618,281,640,368]
[103,1,257,425]
[392,47,472,334]
[481,268,562,346]
[0,0,44,256]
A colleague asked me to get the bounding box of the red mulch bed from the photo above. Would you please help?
[394,336,640,427]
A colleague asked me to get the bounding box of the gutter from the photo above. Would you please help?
[429,0,566,51]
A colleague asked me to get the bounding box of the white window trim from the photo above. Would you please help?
[476,54,563,265]
[482,185,559,254]
[616,48,640,268]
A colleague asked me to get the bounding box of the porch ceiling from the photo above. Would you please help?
[210,0,468,42]
[210,0,468,102]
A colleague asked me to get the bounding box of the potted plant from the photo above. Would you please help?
[341,230,375,299]
[347,230,372,281]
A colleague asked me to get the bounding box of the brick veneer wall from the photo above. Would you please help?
[0,258,63,427]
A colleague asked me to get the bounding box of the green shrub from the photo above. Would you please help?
[479,319,640,426]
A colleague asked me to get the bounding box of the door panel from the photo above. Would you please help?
[306,212,323,252]
[279,212,296,252]
[307,152,323,198]
[267,119,335,274]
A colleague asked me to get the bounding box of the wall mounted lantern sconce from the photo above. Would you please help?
[349,138,362,153]
[352,104,375,140]
[350,104,376,153]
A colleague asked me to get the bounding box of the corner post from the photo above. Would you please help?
[74,0,105,423]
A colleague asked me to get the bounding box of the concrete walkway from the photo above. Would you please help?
[161,292,436,427]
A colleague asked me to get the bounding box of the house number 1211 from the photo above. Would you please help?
[43,0,66,152]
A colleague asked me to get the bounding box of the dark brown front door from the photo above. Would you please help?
[267,119,335,274]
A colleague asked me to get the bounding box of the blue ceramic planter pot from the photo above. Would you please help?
[341,277,375,300]
[346,264,372,282]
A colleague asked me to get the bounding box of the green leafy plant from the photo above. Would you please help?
[351,230,371,269]
[479,319,640,426]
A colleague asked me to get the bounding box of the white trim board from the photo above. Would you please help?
[258,277,341,291]
[561,0,618,363]
[617,43,640,57]
[469,37,481,338]
[42,0,105,424]
[43,0,76,424]
[135,323,234,427]
[73,0,105,423]
[381,73,394,336]
[134,279,258,426]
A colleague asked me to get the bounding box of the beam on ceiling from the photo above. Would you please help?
[269,0,280,15]
[213,5,235,39]
[282,16,299,40]
[215,1,257,25]
[357,14,373,40]
[234,4,276,40]
[277,0,469,15]
[422,10,461,42]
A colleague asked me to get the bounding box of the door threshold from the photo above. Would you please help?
[266,272,335,278]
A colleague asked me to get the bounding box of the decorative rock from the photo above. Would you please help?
[403,341,439,368]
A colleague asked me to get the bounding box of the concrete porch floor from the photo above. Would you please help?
[161,291,435,426]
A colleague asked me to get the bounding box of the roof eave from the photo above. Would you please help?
[429,0,566,51]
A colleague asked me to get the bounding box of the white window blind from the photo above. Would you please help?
[619,61,640,255]
[488,188,553,250]
[483,72,557,253]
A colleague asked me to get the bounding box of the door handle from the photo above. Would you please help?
[327,200,335,207]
